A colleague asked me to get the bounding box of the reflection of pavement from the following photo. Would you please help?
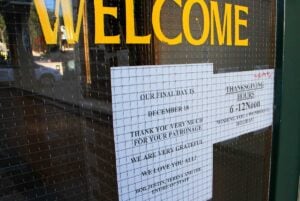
[0,86,88,201]
[0,150,59,201]
[1,192,25,201]
[20,79,112,114]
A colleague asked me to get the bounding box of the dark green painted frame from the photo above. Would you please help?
[270,0,300,201]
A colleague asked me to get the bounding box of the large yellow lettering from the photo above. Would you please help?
[126,0,151,44]
[152,0,182,45]
[183,0,210,46]
[235,5,248,46]
[34,0,85,44]
[210,2,232,45]
[34,0,249,46]
[94,0,120,44]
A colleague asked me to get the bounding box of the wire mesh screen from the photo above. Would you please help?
[0,0,275,201]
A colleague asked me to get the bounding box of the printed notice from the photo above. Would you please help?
[111,64,274,201]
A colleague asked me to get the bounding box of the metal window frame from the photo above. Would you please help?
[270,0,300,201]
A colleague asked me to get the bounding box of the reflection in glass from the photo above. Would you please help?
[0,0,276,201]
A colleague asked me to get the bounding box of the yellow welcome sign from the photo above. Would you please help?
[34,0,249,46]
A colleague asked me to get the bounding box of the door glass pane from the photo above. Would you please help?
[0,0,276,201]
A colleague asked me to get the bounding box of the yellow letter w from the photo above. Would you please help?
[34,0,85,44]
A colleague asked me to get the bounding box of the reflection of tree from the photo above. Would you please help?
[0,14,6,43]
[0,14,8,61]
[29,6,46,54]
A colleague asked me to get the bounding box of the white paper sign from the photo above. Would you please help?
[111,64,274,201]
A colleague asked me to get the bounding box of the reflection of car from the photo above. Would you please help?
[34,65,62,86]
[0,65,15,82]
[0,64,62,86]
